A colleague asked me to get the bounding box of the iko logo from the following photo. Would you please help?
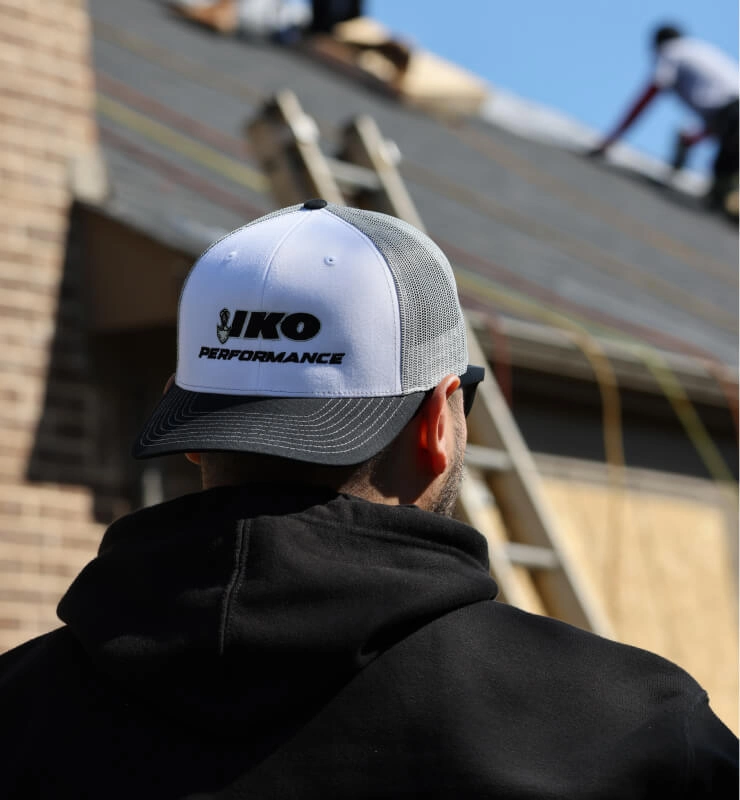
[217,308,321,343]
[216,308,231,344]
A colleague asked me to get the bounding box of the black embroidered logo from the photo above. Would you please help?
[216,308,231,344]
[215,309,321,342]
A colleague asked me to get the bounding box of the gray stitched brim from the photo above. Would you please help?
[132,384,427,465]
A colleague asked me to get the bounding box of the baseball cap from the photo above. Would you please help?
[133,199,477,465]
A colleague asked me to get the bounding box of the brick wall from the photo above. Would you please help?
[0,0,102,651]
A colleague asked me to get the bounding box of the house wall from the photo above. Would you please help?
[0,0,102,651]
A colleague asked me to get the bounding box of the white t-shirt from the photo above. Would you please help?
[237,0,310,36]
[654,37,738,120]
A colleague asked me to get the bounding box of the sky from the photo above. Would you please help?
[370,0,739,174]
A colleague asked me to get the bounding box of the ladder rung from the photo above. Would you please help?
[465,444,512,472]
[503,542,560,570]
[325,157,382,191]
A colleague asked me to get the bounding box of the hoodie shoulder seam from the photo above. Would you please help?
[218,519,250,656]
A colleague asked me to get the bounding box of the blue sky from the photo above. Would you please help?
[370,0,738,173]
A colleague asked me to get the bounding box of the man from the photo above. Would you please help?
[591,24,738,207]
[1,201,737,797]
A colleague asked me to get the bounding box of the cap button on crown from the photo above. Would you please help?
[303,198,328,210]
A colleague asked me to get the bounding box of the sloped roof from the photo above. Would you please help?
[89,0,738,370]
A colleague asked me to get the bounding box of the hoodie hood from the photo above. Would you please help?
[58,485,496,736]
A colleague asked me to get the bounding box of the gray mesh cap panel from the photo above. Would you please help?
[326,205,468,393]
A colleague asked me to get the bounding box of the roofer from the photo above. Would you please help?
[590,24,738,208]
[1,201,737,797]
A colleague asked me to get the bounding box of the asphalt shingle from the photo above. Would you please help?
[89,0,739,368]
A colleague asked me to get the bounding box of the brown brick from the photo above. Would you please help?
[2,538,46,559]
[3,71,94,115]
[0,617,43,639]
[0,15,92,60]
[0,176,69,209]
[0,99,89,142]
[0,275,61,298]
[0,47,94,89]
[16,3,91,35]
[0,260,62,285]
[0,297,58,324]
[0,558,25,572]
[0,456,29,482]
[0,526,48,548]
[0,152,70,187]
[2,82,95,122]
[0,586,62,604]
[2,567,75,595]
[0,482,90,511]
[38,558,83,578]
[0,414,40,435]
[0,373,47,397]
[1,129,71,165]
[0,0,101,650]
[0,424,36,449]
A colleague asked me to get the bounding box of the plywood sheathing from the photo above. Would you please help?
[535,455,738,734]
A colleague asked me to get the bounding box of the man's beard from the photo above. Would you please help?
[431,412,466,517]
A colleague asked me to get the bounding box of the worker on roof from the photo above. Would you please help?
[590,24,738,209]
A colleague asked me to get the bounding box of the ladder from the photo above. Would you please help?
[247,90,614,638]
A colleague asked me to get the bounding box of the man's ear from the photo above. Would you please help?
[415,374,461,476]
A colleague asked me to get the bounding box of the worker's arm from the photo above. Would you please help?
[679,127,711,147]
[589,82,661,156]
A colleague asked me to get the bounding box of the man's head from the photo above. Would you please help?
[652,24,683,52]
[133,200,483,514]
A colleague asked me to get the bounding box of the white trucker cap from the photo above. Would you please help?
[133,199,473,465]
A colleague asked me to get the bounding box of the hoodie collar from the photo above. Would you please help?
[59,485,496,732]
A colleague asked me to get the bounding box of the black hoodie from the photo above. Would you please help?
[0,485,736,798]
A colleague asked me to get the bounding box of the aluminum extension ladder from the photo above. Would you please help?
[247,90,613,637]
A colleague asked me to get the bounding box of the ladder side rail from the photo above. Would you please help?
[247,90,344,205]
[340,115,426,232]
[457,467,547,616]
[465,320,614,638]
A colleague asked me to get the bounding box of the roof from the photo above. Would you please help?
[89,0,738,372]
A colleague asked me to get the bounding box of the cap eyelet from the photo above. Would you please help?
[303,198,328,210]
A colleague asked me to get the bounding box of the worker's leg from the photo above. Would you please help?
[310,0,363,34]
[708,101,739,210]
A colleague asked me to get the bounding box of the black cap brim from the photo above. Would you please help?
[132,384,427,466]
